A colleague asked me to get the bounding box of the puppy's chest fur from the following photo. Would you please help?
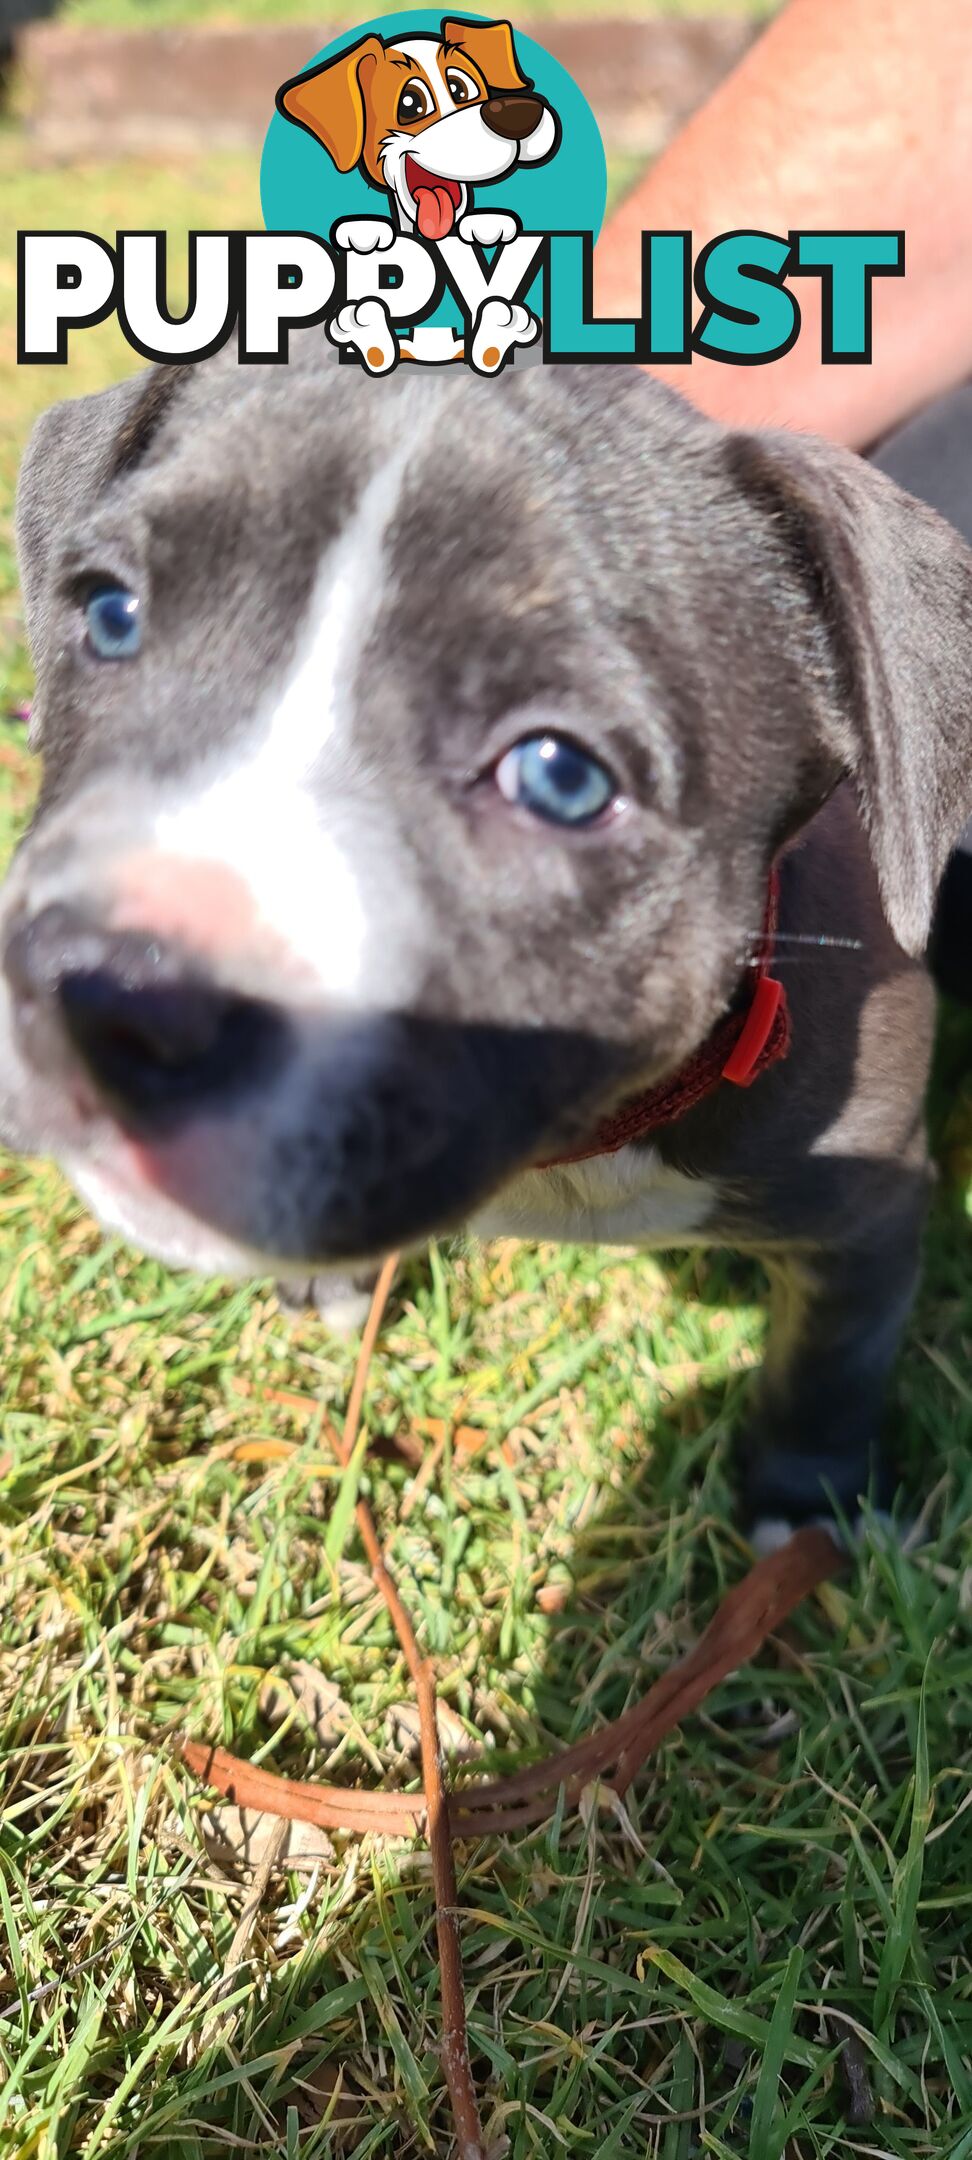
[469,1144,717,1247]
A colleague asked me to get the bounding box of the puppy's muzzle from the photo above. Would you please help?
[1,899,639,1266]
[4,902,288,1129]
[481,93,546,142]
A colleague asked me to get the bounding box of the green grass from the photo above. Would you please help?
[58,0,780,28]
[5,123,972,2160]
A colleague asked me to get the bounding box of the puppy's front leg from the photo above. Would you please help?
[276,1266,381,1338]
[742,1198,926,1544]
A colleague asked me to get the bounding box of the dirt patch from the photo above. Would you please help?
[15,15,756,161]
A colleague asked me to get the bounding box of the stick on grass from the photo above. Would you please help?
[181,1260,841,2156]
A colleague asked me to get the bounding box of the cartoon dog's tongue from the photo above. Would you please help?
[416,185,456,240]
[405,157,462,240]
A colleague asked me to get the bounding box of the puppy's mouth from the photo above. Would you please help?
[4,964,645,1272]
[404,156,463,240]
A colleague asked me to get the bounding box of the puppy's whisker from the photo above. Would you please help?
[736,925,864,971]
[741,930,864,950]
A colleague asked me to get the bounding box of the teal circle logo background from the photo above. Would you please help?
[260,13,607,246]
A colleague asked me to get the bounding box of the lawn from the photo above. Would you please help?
[58,0,781,25]
[4,114,972,2160]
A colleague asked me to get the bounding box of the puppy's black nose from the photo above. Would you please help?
[481,92,545,141]
[4,901,285,1126]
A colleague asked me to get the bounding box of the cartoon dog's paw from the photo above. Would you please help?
[327,298,398,374]
[457,209,521,248]
[469,296,539,375]
[333,216,396,254]
[400,325,465,365]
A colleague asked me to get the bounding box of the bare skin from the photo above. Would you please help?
[595,0,972,449]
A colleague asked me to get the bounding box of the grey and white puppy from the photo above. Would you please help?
[4,341,972,1538]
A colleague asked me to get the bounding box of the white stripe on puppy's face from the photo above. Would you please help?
[264,456,401,781]
[147,453,424,1010]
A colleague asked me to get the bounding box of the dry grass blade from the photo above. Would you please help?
[181,1258,841,2155]
[193,1813,288,2057]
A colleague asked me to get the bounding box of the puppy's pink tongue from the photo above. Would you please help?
[415,185,456,241]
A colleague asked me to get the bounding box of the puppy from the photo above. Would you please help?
[5,344,972,1543]
[277,17,558,240]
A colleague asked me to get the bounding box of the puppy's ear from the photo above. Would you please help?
[16,370,161,746]
[276,38,384,173]
[729,430,972,957]
[441,17,530,92]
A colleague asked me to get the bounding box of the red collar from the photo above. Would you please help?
[541,869,790,1169]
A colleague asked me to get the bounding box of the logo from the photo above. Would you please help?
[16,15,904,375]
[261,10,605,374]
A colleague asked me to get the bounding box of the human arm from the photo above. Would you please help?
[594,0,972,447]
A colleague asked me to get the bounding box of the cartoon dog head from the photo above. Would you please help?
[277,17,560,239]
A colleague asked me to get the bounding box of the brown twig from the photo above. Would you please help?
[181,1261,842,2156]
[180,1741,424,1836]
[334,1256,486,2156]
[184,1507,833,1835]
[415,1653,485,2159]
[449,1522,840,1830]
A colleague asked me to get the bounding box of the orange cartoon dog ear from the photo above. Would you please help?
[276,37,384,172]
[440,17,531,91]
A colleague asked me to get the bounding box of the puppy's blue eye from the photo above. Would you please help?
[84,583,141,660]
[495,733,617,826]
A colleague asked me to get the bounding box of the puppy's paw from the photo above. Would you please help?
[327,298,398,373]
[469,296,539,375]
[333,217,396,254]
[312,1277,376,1338]
[749,1507,906,1558]
[276,1269,380,1340]
[457,209,521,248]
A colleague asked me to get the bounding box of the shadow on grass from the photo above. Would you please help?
[4,796,972,2153]
[142,1011,972,2157]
